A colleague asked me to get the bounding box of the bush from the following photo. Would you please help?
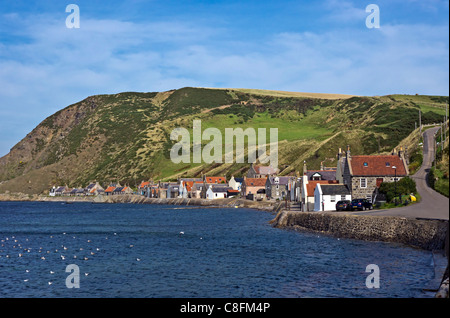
[379,176,417,202]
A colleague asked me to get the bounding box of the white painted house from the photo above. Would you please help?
[178,181,188,198]
[228,176,244,191]
[314,184,351,212]
[206,185,230,200]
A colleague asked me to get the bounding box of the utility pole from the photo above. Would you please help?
[419,110,422,134]
[445,104,448,146]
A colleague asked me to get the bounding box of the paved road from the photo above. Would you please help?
[351,127,449,220]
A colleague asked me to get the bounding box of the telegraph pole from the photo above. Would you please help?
[419,110,422,134]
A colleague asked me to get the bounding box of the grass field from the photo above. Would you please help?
[199,112,334,142]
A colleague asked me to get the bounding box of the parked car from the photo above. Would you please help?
[351,198,373,211]
[335,200,352,211]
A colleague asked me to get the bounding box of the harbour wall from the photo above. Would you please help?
[271,210,448,251]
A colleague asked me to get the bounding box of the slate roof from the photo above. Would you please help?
[306,170,337,180]
[210,186,231,193]
[267,176,291,185]
[320,184,351,195]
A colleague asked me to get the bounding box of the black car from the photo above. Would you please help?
[351,198,373,211]
[335,200,352,211]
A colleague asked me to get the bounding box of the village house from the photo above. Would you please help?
[247,164,279,178]
[205,185,231,200]
[265,176,293,200]
[228,176,244,191]
[112,186,124,195]
[143,184,160,198]
[155,183,168,199]
[138,181,151,195]
[105,185,115,196]
[314,184,351,212]
[190,182,204,198]
[85,182,105,196]
[336,146,409,202]
[301,179,339,211]
[157,182,177,198]
[200,176,227,198]
[167,184,180,198]
[179,180,203,198]
[121,186,133,195]
[241,177,267,200]
[51,186,69,196]
[227,189,240,198]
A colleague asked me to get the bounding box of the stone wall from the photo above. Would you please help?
[271,211,448,251]
[351,176,403,200]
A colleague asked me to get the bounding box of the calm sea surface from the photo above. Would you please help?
[0,201,435,298]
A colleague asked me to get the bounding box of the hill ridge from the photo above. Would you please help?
[0,87,447,194]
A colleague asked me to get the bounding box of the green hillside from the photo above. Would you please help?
[0,88,447,194]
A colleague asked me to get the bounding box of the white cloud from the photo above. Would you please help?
[0,12,448,156]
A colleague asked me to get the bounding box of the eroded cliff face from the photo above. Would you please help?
[0,96,98,181]
[272,210,448,251]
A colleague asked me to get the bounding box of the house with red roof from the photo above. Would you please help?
[105,186,116,196]
[138,181,153,195]
[301,179,339,211]
[242,177,267,200]
[337,146,409,202]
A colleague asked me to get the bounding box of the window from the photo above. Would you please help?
[360,178,367,188]
[331,195,336,202]
[385,162,390,167]
[363,162,368,167]
[341,195,346,201]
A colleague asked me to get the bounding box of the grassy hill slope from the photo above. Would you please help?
[0,88,447,194]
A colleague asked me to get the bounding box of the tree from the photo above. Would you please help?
[379,177,417,202]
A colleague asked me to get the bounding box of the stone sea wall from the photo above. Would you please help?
[271,210,448,251]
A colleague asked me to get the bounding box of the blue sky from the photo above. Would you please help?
[0,0,449,157]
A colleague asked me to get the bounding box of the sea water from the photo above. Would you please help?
[0,201,434,298]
